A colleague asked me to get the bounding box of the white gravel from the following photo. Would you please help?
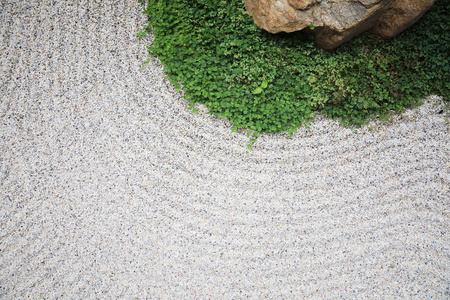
[1,0,449,298]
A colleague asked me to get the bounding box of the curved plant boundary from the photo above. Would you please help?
[140,0,449,149]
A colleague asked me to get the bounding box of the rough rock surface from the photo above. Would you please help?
[243,0,435,50]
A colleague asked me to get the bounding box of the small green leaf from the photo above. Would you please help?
[261,80,268,89]
[310,24,314,30]
[252,87,263,94]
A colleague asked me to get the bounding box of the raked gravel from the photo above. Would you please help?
[0,0,449,298]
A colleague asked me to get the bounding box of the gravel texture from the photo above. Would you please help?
[1,0,449,298]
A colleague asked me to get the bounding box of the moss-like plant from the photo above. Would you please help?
[140,0,449,148]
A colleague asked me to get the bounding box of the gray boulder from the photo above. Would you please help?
[243,0,435,50]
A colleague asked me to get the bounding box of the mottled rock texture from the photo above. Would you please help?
[243,0,434,50]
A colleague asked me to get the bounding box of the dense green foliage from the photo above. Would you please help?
[141,0,449,144]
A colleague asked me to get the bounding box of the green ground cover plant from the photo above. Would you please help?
[141,0,449,147]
